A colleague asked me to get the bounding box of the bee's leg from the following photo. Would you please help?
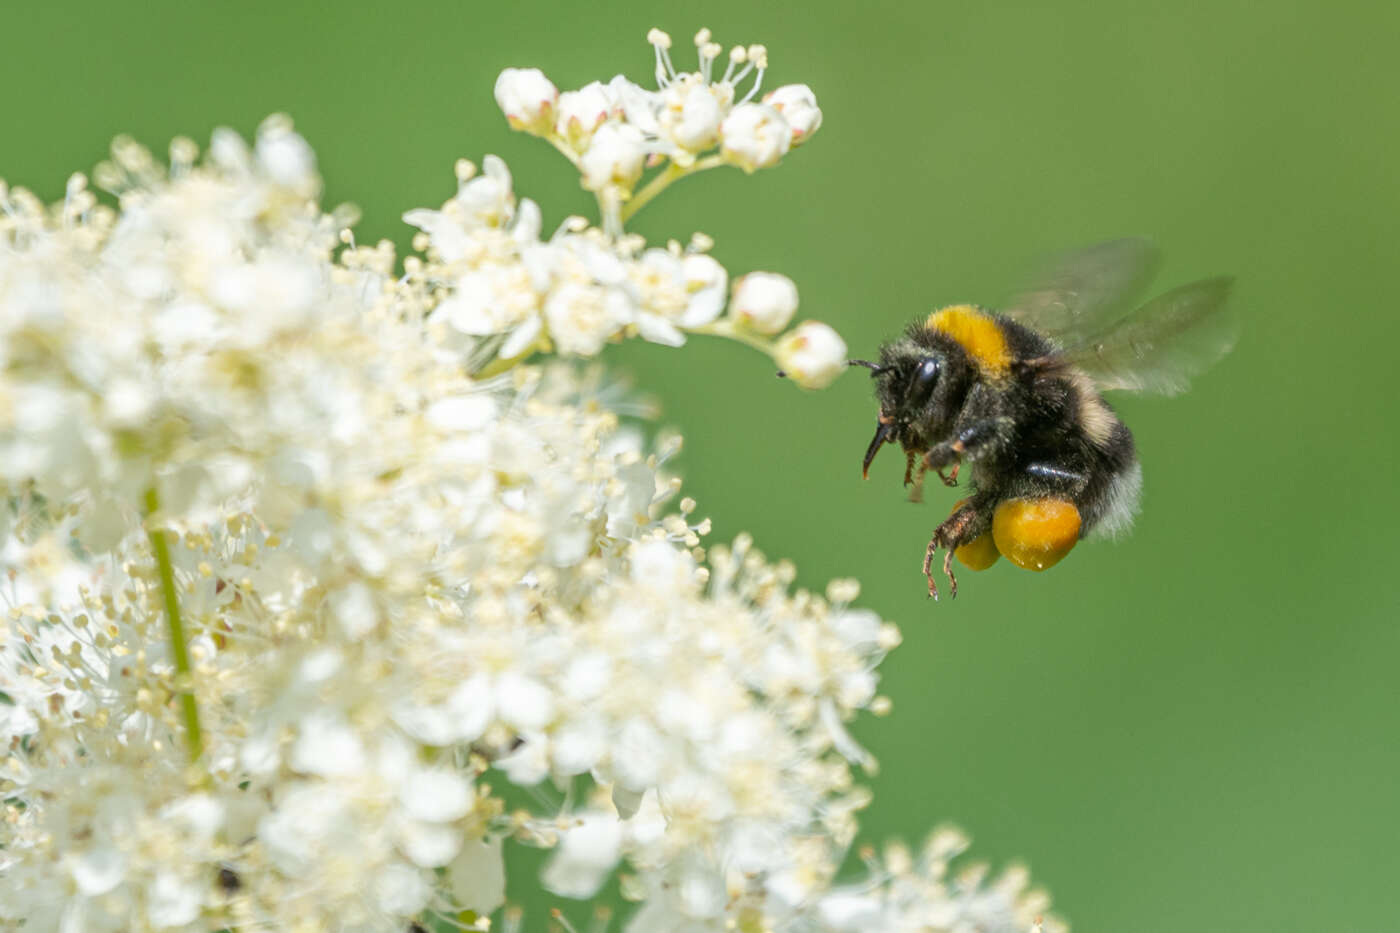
[904,450,928,503]
[940,460,960,488]
[922,537,940,599]
[922,500,985,600]
[924,417,1016,487]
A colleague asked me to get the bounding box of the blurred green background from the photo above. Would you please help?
[5,0,1397,929]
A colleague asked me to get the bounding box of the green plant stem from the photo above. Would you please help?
[144,486,203,762]
[689,320,776,357]
[620,156,727,224]
[621,163,686,223]
[544,136,580,167]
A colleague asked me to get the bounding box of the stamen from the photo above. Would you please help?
[588,906,613,933]
[63,173,87,227]
[550,908,581,933]
[647,28,676,86]
[740,47,769,103]
[721,45,746,84]
[169,136,198,177]
[739,69,765,104]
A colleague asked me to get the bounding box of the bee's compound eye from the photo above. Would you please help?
[907,358,940,408]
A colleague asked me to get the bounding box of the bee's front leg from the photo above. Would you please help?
[923,417,1016,488]
[922,440,963,487]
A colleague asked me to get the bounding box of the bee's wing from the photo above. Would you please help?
[1000,237,1162,347]
[1055,276,1238,396]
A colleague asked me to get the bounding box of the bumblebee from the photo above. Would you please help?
[853,238,1236,599]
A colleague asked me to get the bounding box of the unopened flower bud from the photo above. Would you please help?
[579,122,647,191]
[555,81,613,146]
[776,321,847,390]
[763,84,823,145]
[494,68,559,135]
[660,79,726,153]
[719,103,792,173]
[731,272,798,335]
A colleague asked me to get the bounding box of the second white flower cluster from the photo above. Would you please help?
[403,155,846,387]
[495,27,821,190]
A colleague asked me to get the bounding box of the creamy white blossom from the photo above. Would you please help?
[765,83,824,144]
[0,31,1064,933]
[556,80,614,145]
[721,102,794,172]
[494,67,558,134]
[579,121,648,191]
[777,320,851,389]
[733,270,800,334]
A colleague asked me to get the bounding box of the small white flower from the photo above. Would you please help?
[818,890,884,930]
[438,265,539,337]
[720,103,792,172]
[68,847,127,897]
[543,281,631,355]
[457,153,518,229]
[680,253,728,326]
[375,862,432,916]
[399,769,473,823]
[555,81,614,145]
[494,67,558,134]
[630,248,728,345]
[496,671,555,732]
[496,733,551,785]
[146,871,204,928]
[255,116,318,192]
[399,821,462,868]
[328,581,379,640]
[290,710,367,777]
[449,838,507,916]
[775,320,848,389]
[607,75,662,135]
[542,812,623,898]
[732,271,799,335]
[579,121,647,191]
[258,784,351,876]
[659,76,727,153]
[763,84,823,145]
[552,716,607,776]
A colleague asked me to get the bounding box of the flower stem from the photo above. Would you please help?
[621,162,687,223]
[599,189,623,239]
[689,320,776,358]
[544,135,581,168]
[144,486,203,763]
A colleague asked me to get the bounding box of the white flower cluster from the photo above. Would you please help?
[496,27,820,187]
[401,155,845,386]
[0,32,1063,933]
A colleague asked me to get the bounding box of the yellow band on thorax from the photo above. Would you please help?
[925,305,1012,377]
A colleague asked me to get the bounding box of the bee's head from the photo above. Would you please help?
[850,340,957,479]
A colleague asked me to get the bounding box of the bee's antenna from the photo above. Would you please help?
[847,359,886,376]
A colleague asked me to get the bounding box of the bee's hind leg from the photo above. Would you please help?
[922,500,985,600]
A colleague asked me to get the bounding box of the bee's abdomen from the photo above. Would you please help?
[1080,421,1141,539]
